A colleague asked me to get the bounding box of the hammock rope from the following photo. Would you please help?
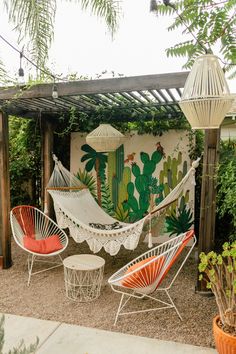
[46,155,200,256]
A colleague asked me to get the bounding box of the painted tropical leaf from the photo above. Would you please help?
[114,204,129,222]
[85,159,95,172]
[101,182,115,216]
[81,144,96,153]
[75,168,96,198]
[81,153,92,162]
[166,204,194,236]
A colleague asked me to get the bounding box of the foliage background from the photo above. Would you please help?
[9,116,41,207]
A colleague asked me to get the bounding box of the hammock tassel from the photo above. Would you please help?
[148,231,153,248]
[44,201,48,215]
[148,212,153,248]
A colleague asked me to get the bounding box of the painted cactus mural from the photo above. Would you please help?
[159,152,189,215]
[79,136,193,231]
[123,150,164,222]
[158,151,193,235]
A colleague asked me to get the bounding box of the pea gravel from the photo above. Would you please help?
[0,237,217,349]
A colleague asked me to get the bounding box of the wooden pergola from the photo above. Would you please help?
[0,71,219,271]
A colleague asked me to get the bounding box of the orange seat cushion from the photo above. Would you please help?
[122,256,165,289]
[23,235,63,254]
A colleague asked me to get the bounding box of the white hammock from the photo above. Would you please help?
[46,155,200,256]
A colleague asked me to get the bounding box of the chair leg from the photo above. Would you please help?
[114,293,134,325]
[114,293,125,326]
[27,254,36,287]
[26,254,63,286]
[165,289,183,321]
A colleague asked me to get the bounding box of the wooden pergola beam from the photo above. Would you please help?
[0,111,11,269]
[0,72,189,100]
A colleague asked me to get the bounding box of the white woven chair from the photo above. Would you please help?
[108,230,196,325]
[10,205,68,286]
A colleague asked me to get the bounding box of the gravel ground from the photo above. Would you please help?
[0,237,217,349]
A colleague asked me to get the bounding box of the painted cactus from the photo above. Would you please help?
[108,151,116,197]
[123,150,164,222]
[118,167,131,206]
[159,152,189,215]
[108,147,122,208]
[108,145,131,209]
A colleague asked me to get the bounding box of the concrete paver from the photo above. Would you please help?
[1,313,217,354]
[2,313,60,353]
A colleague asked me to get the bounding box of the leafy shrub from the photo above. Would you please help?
[9,116,41,207]
[199,242,236,334]
[216,140,236,242]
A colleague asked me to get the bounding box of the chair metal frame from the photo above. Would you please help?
[108,231,196,325]
[10,205,69,286]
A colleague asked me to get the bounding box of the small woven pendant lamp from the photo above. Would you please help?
[179,54,235,129]
[86,124,125,152]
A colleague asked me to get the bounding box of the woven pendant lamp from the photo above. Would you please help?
[86,124,125,152]
[179,54,235,129]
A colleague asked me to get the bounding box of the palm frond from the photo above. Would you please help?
[5,0,56,75]
[70,0,121,35]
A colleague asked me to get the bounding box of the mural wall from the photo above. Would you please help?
[70,130,194,236]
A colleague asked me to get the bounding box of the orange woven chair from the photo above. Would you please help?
[108,230,196,325]
[10,205,68,286]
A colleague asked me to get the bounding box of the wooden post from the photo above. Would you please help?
[197,129,220,292]
[0,111,11,269]
[41,117,54,218]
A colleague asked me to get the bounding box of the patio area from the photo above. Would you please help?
[0,237,217,349]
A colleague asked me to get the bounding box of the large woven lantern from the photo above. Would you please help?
[86,124,125,152]
[179,54,235,129]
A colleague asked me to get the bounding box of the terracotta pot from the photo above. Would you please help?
[213,315,236,354]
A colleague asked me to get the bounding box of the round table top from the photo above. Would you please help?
[63,254,105,271]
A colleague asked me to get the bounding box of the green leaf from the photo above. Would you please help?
[85,159,95,172]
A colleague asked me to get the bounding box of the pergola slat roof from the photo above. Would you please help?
[0,71,189,119]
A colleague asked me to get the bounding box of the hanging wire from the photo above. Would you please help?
[0,34,69,83]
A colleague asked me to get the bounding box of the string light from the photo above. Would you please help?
[18,52,25,86]
[52,78,58,99]
[0,33,69,84]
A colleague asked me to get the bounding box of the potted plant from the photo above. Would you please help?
[199,242,236,353]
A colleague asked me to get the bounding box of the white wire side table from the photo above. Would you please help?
[63,254,105,302]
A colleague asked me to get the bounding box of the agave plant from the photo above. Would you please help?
[166,204,193,236]
[75,168,96,198]
[114,204,129,222]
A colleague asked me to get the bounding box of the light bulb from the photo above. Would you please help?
[18,67,25,86]
[52,84,58,99]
